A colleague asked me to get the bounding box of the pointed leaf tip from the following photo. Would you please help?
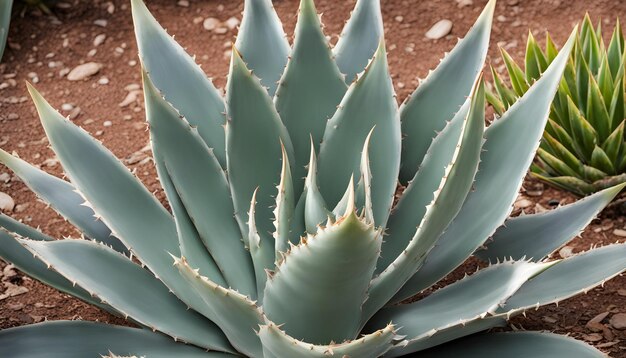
[229,46,248,75]
[343,176,356,218]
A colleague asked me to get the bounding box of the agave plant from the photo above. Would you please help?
[488,15,626,196]
[0,0,625,356]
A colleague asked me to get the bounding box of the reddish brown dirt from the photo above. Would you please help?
[1,0,626,356]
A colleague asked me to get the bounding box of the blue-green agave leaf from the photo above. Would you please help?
[360,128,376,223]
[370,261,551,357]
[263,204,382,344]
[226,48,294,254]
[274,0,347,192]
[235,0,290,95]
[175,256,265,357]
[0,149,125,253]
[19,239,233,353]
[318,40,401,228]
[418,332,605,357]
[131,0,226,167]
[158,166,227,288]
[143,72,255,296]
[476,183,625,262]
[248,189,275,301]
[365,79,485,318]
[371,262,547,332]
[26,84,225,333]
[0,220,112,312]
[0,321,232,358]
[303,144,331,234]
[399,0,495,183]
[378,92,471,272]
[500,243,626,314]
[333,0,384,84]
[385,316,507,357]
[273,144,295,260]
[331,175,359,220]
[392,29,577,303]
[259,322,398,358]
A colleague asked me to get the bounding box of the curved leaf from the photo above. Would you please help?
[333,0,384,84]
[399,0,495,183]
[392,30,577,303]
[144,72,255,296]
[0,220,111,312]
[0,149,125,253]
[248,189,274,301]
[476,183,624,262]
[367,261,550,356]
[0,321,232,358]
[385,316,506,357]
[303,145,330,234]
[273,144,295,260]
[419,332,605,357]
[158,167,227,288]
[500,243,626,314]
[26,85,223,323]
[259,323,397,358]
[274,0,347,191]
[131,0,226,166]
[379,92,471,272]
[176,257,265,357]
[365,79,485,317]
[235,0,290,95]
[226,49,294,252]
[318,41,401,228]
[263,205,382,344]
[20,239,233,353]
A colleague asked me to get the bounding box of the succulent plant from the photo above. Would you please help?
[0,0,625,356]
[488,15,626,196]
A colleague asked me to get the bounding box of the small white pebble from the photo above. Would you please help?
[125,83,140,91]
[93,34,106,46]
[224,17,240,30]
[94,19,108,27]
[103,120,112,127]
[425,19,453,40]
[203,18,220,31]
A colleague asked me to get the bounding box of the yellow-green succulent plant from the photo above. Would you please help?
[488,15,626,196]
